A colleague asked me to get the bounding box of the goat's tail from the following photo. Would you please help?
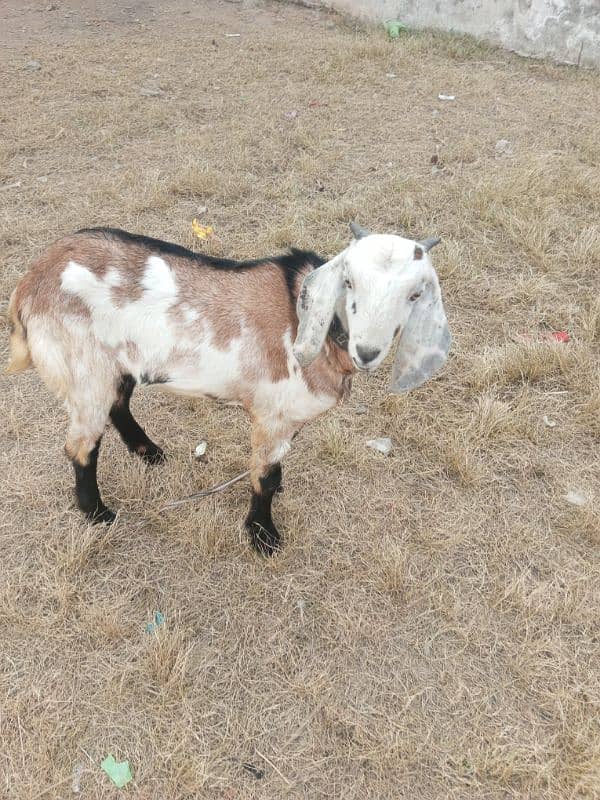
[6,288,32,374]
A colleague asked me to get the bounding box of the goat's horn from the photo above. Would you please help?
[419,237,442,252]
[349,222,371,240]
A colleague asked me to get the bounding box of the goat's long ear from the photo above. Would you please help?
[390,275,451,392]
[350,222,370,240]
[293,252,346,367]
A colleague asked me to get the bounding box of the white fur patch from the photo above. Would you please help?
[60,258,249,401]
[268,439,292,463]
[61,257,179,363]
[255,329,335,431]
[165,325,246,399]
[180,303,199,324]
[141,255,178,297]
[104,268,122,287]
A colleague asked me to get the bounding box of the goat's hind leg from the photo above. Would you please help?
[65,401,115,524]
[29,323,121,523]
[71,437,115,523]
[109,374,165,464]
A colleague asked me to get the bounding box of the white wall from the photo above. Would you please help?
[324,0,600,67]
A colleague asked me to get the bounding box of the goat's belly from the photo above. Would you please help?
[144,343,247,402]
[158,375,240,402]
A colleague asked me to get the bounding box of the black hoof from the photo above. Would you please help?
[136,443,166,465]
[86,506,117,525]
[246,520,281,557]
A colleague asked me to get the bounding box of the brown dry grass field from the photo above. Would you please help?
[1,0,600,797]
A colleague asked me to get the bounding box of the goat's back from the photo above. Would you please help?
[7,228,324,400]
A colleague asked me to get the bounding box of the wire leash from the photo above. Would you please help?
[159,470,250,512]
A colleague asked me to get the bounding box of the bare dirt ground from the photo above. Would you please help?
[1,1,600,798]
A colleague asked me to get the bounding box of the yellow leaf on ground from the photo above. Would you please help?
[191,219,214,240]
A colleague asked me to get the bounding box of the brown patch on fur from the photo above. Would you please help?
[65,439,93,466]
[123,340,140,362]
[11,234,159,330]
[178,257,309,384]
[176,261,282,368]
[241,264,298,383]
[8,237,95,338]
[305,338,355,402]
[13,237,87,315]
[109,243,156,306]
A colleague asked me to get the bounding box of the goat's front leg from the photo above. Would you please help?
[245,422,292,557]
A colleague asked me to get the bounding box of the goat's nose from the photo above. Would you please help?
[356,345,381,365]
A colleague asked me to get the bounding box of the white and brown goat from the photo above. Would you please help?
[6,223,450,555]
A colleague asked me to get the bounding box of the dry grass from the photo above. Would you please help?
[1,1,600,797]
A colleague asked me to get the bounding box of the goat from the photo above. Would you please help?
[6,222,451,555]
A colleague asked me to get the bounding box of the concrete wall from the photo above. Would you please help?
[325,0,600,67]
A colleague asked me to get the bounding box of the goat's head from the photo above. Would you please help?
[293,223,451,393]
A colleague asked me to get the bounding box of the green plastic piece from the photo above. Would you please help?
[145,611,165,633]
[384,20,406,39]
[101,755,133,788]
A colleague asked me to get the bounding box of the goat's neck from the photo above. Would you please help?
[324,296,354,376]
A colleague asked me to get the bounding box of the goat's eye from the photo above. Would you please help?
[409,290,422,302]
[344,278,352,290]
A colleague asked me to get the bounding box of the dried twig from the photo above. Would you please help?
[255,749,293,786]
[160,470,250,512]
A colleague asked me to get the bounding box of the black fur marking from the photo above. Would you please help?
[72,439,116,523]
[77,227,239,268]
[328,315,349,351]
[299,286,309,312]
[245,463,282,557]
[9,310,27,336]
[116,373,136,400]
[352,302,357,314]
[273,249,323,307]
[110,374,166,464]
[259,463,282,495]
[139,372,169,386]
[76,228,324,307]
